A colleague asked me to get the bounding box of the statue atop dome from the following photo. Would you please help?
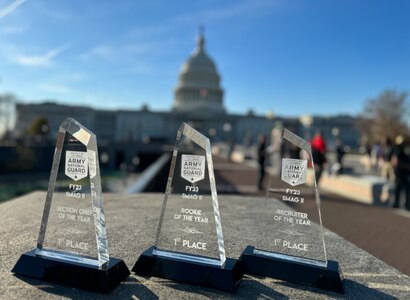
[196,25,205,53]
[172,28,225,114]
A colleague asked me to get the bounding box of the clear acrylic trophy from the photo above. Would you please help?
[133,123,244,292]
[12,118,130,293]
[239,128,343,293]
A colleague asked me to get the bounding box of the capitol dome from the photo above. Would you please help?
[173,30,225,113]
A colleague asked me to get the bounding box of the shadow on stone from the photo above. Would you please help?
[276,278,397,299]
[238,277,289,299]
[161,276,288,299]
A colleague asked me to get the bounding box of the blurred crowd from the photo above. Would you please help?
[312,133,410,210]
[275,130,410,210]
[232,129,410,210]
[364,136,410,210]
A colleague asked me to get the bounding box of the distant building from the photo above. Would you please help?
[299,114,360,150]
[13,31,360,169]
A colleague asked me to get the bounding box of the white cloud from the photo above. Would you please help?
[14,43,71,67]
[0,0,26,19]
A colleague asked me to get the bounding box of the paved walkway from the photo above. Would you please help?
[212,156,410,277]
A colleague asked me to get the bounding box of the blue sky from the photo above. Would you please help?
[0,0,409,117]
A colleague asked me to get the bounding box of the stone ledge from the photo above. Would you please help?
[0,192,409,299]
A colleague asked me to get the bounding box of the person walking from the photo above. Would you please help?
[257,135,267,191]
[311,131,327,184]
[391,136,410,210]
[381,137,394,181]
[335,138,346,175]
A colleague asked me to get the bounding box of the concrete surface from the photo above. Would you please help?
[1,192,409,299]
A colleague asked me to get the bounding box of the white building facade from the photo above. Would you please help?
[14,32,360,151]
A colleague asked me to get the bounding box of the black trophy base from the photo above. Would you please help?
[239,246,344,293]
[132,246,244,292]
[12,249,130,293]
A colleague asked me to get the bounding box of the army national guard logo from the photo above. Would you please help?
[281,158,307,186]
[181,154,205,183]
[65,151,89,181]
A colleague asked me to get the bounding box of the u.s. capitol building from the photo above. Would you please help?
[15,32,359,168]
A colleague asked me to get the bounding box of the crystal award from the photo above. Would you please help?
[132,123,244,292]
[12,118,130,293]
[239,128,343,293]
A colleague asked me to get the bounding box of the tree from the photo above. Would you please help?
[30,117,49,136]
[358,90,409,144]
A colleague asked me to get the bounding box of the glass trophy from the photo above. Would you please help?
[132,123,244,292]
[239,128,343,293]
[12,118,130,293]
